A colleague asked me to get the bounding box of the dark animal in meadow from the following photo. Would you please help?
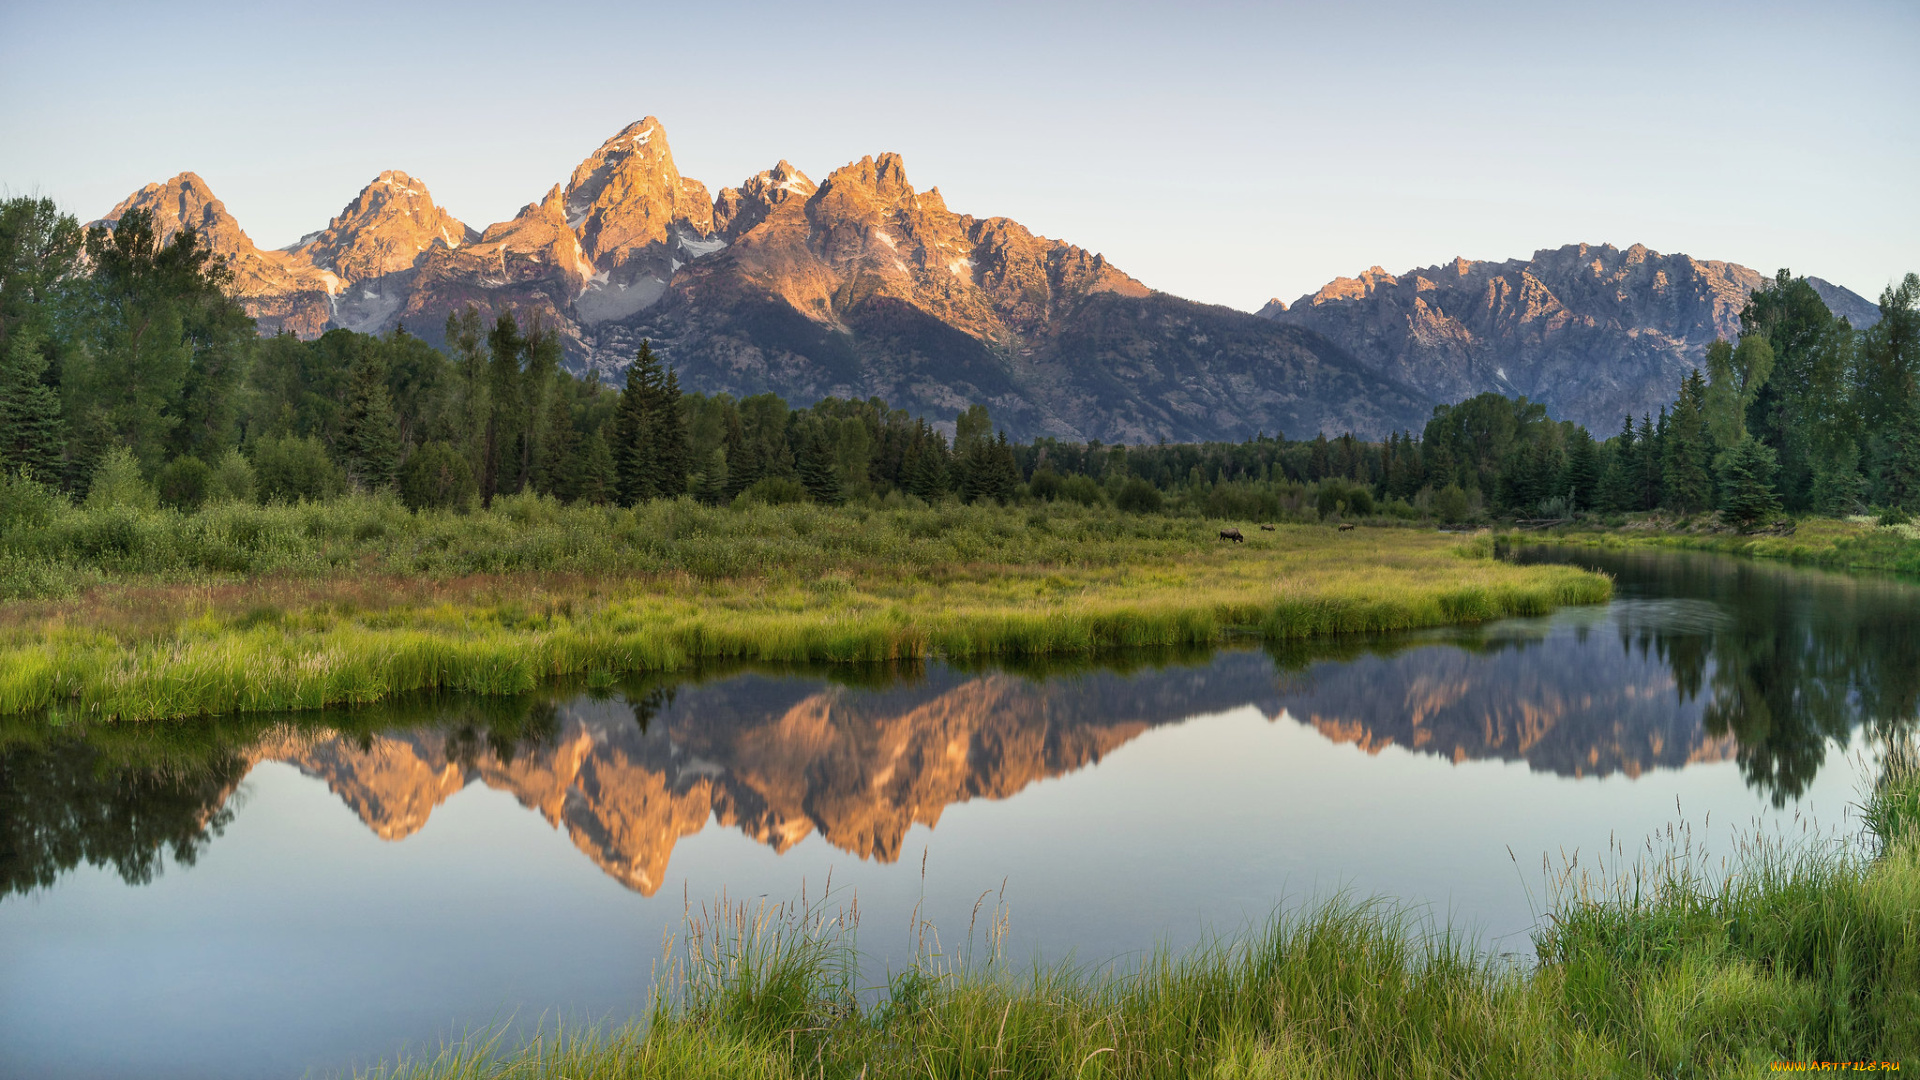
[1338,523,1355,532]
[1219,528,1245,542]
[1259,524,1275,531]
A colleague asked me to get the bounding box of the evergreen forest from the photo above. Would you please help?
[3,197,1916,530]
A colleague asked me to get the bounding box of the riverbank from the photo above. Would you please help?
[1515,514,1920,577]
[0,497,1609,722]
[360,744,1920,1079]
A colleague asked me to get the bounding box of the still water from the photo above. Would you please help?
[2,549,1916,1078]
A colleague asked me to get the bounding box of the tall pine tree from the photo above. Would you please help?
[1662,371,1712,513]
[339,345,401,491]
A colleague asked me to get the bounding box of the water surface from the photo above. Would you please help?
[2,548,1915,1078]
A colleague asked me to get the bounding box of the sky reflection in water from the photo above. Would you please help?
[2,548,1914,1079]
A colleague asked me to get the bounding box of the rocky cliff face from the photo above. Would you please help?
[1261,244,1881,431]
[98,120,1433,441]
[95,173,339,337]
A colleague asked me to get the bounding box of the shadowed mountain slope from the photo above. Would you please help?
[1260,244,1880,431]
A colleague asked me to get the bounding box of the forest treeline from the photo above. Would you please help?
[2,196,1916,526]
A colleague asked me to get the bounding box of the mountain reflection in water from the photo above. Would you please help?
[3,549,1916,901]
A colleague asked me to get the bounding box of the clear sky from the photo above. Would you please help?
[3,0,1914,310]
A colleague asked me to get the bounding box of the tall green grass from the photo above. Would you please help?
[1531,516,1920,578]
[0,499,1610,722]
[353,741,1920,1079]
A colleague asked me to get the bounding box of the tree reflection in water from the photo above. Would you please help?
[3,549,1914,896]
[1524,548,1920,804]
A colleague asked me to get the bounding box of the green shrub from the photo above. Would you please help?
[1114,477,1163,514]
[207,449,256,504]
[84,447,156,512]
[735,476,808,507]
[398,441,475,511]
[1315,481,1373,519]
[1059,473,1106,507]
[155,456,212,511]
[253,435,342,504]
[1435,483,1471,524]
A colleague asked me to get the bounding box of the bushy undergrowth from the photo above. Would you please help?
[0,494,1609,722]
[355,745,1920,1079]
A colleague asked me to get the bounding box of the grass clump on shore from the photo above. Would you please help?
[0,497,1609,722]
[357,744,1920,1079]
[1524,515,1920,577]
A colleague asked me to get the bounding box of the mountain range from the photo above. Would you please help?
[98,118,1880,440]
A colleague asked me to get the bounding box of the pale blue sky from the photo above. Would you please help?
[3,0,1914,309]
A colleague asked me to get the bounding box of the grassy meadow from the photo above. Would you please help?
[355,740,1920,1079]
[0,488,1610,722]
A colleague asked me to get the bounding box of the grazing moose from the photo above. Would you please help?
[1259,524,1275,531]
[1219,527,1245,542]
[1338,523,1355,532]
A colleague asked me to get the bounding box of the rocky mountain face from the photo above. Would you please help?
[94,173,339,337]
[100,119,1430,441]
[1260,244,1881,432]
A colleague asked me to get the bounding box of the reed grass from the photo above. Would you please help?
[0,499,1610,722]
[1532,516,1920,577]
[353,740,1920,1079]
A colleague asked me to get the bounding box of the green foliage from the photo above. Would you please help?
[1113,477,1163,514]
[1703,334,1774,447]
[1434,482,1471,524]
[252,434,342,503]
[83,446,155,511]
[1662,370,1713,513]
[1715,435,1783,531]
[206,448,255,504]
[153,455,211,511]
[399,440,476,511]
[339,344,402,491]
[736,475,809,506]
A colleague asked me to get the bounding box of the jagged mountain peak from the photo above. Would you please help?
[294,169,475,284]
[562,116,713,266]
[94,171,254,252]
[714,161,817,240]
[817,152,914,206]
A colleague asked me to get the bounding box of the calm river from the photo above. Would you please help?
[3,548,1916,1078]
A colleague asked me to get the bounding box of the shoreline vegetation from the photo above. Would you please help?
[1509,514,1920,578]
[356,741,1920,1078]
[0,496,1609,723]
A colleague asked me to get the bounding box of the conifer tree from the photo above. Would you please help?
[1662,372,1712,513]
[1718,435,1783,530]
[696,446,729,505]
[340,346,401,491]
[1596,415,1637,513]
[796,425,843,506]
[653,365,689,497]
[0,326,64,479]
[581,430,616,505]
[538,391,581,501]
[614,340,663,504]
[1636,413,1663,511]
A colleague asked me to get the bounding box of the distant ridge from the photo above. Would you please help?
[1259,244,1881,431]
